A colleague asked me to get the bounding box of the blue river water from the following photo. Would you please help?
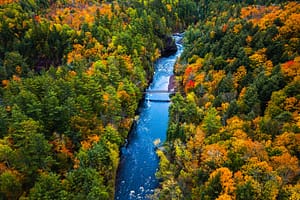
[115,34,183,200]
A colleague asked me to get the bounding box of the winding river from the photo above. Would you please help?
[115,34,183,200]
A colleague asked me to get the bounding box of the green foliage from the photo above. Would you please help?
[156,1,300,199]
[0,171,22,199]
[66,167,109,200]
[202,172,222,200]
[29,173,68,200]
[236,181,256,200]
[202,107,222,136]
[1,0,202,197]
[1,0,299,199]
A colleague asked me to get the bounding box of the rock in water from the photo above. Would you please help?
[161,35,177,57]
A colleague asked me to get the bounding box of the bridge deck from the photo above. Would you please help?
[144,90,176,94]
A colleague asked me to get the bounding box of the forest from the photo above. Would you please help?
[155,0,300,199]
[0,0,195,199]
[0,0,299,199]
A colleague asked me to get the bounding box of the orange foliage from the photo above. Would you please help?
[1,79,9,87]
[237,87,247,102]
[0,0,17,5]
[0,162,7,172]
[210,167,235,195]
[222,24,228,33]
[51,133,74,158]
[246,35,252,45]
[284,97,299,112]
[241,2,300,34]
[281,57,300,79]
[81,134,100,150]
[12,75,20,82]
[67,44,84,64]
[202,143,228,167]
[271,153,299,183]
[183,58,203,89]
[240,5,280,27]
[68,70,77,77]
[50,3,117,30]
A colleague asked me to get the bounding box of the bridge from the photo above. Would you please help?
[144,90,177,102]
[144,90,176,94]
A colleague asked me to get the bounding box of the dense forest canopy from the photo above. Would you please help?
[0,0,195,199]
[155,1,300,199]
[0,0,299,199]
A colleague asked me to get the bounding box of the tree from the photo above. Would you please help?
[236,181,256,200]
[66,167,109,200]
[10,119,54,188]
[0,170,22,199]
[29,172,68,200]
[202,171,223,200]
[202,107,222,136]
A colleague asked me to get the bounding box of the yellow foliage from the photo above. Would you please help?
[279,13,300,37]
[203,70,225,93]
[233,129,248,139]
[288,183,300,200]
[244,47,253,56]
[249,48,267,67]
[210,31,216,39]
[265,60,273,76]
[122,55,133,71]
[210,167,235,194]
[69,70,77,77]
[233,24,242,34]
[166,4,172,12]
[117,90,130,101]
[216,194,234,200]
[233,66,247,89]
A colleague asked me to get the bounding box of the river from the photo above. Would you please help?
[115,34,184,200]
